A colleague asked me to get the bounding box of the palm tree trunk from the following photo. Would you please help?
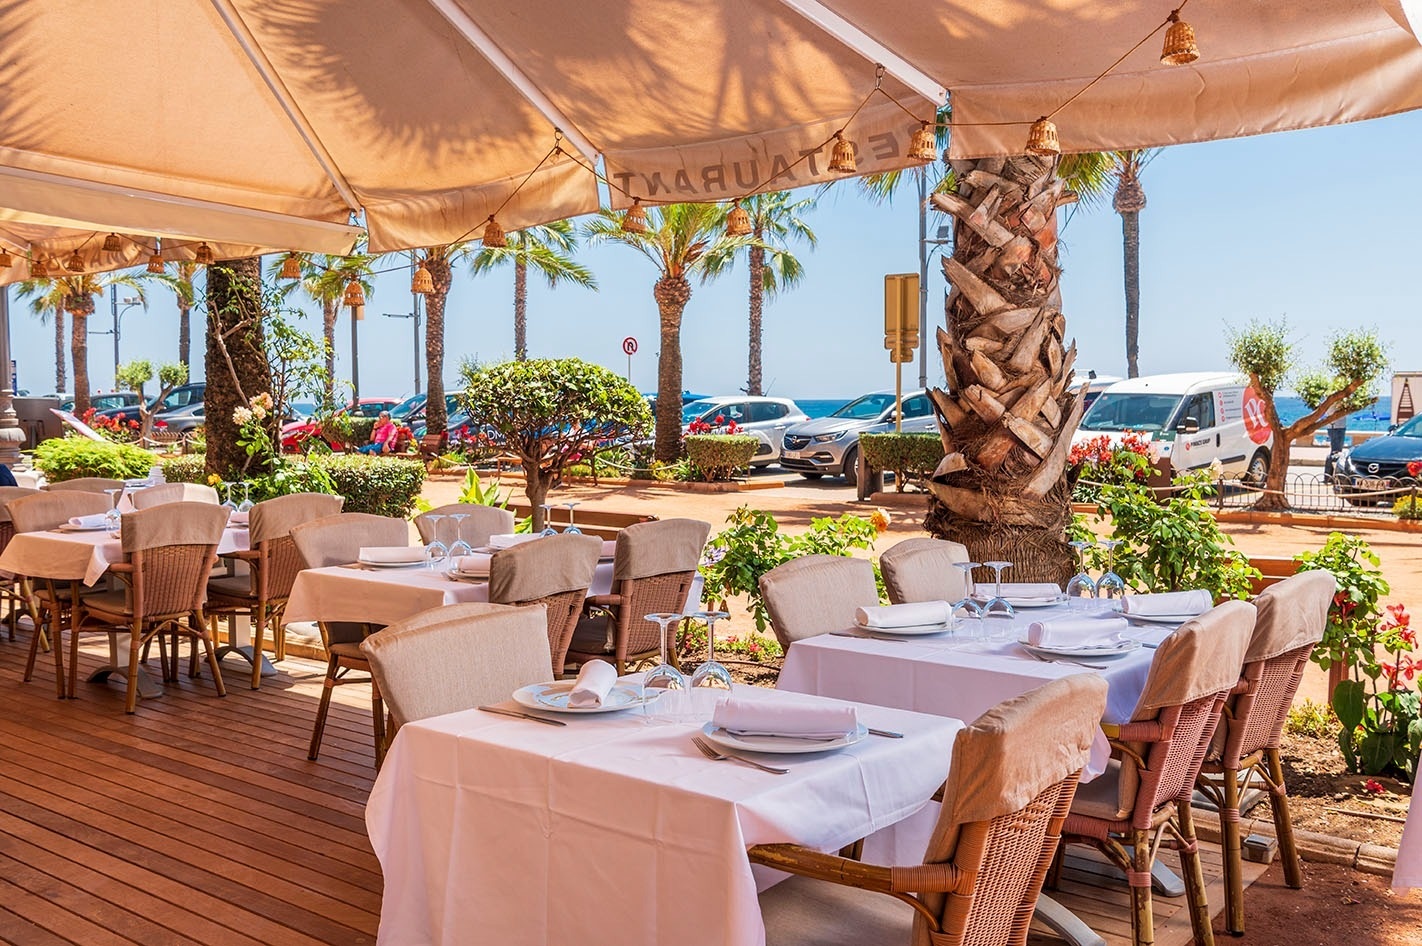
[747,244,765,396]
[205,258,271,477]
[514,259,528,361]
[69,303,91,416]
[653,274,691,462]
[922,156,1084,585]
[1122,210,1141,378]
[322,298,337,405]
[54,308,66,393]
[424,252,451,436]
[178,298,192,368]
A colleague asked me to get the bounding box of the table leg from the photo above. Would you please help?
[43,579,66,700]
[213,613,277,677]
[1034,895,1107,946]
[87,629,164,699]
[67,582,82,699]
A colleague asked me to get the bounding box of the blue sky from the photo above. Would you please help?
[9,109,1420,403]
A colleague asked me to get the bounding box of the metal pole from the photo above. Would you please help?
[413,309,422,394]
[111,285,120,383]
[349,308,360,401]
[917,170,929,390]
[410,258,421,394]
[0,286,24,466]
[895,358,903,432]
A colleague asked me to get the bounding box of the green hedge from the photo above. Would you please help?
[32,437,156,481]
[161,454,207,484]
[308,454,426,517]
[344,417,377,448]
[859,433,944,490]
[685,435,759,482]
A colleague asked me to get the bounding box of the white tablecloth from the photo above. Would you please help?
[366,686,962,946]
[1396,789,1421,891]
[0,526,250,585]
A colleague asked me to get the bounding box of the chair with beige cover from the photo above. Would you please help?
[290,512,411,764]
[754,674,1109,945]
[1058,600,1256,946]
[0,486,41,639]
[879,537,971,605]
[206,492,344,688]
[130,482,221,508]
[414,504,514,547]
[1195,570,1333,935]
[488,532,602,677]
[361,602,550,738]
[44,476,126,494]
[565,518,710,674]
[73,503,231,713]
[758,554,879,649]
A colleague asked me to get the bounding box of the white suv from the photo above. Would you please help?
[681,396,808,467]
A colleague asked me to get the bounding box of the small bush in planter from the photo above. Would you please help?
[308,454,427,518]
[858,433,944,491]
[684,434,759,482]
[32,437,156,482]
[1394,493,1422,521]
[161,454,208,484]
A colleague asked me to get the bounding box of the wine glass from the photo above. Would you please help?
[236,481,254,514]
[689,610,734,690]
[220,481,238,511]
[982,560,1015,617]
[446,513,473,559]
[103,487,123,532]
[949,561,985,620]
[538,504,558,537]
[562,501,583,535]
[1097,540,1126,600]
[423,514,448,568]
[642,613,688,696]
[1065,540,1098,610]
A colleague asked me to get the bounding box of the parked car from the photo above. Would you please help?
[280,397,401,451]
[1067,373,1123,412]
[152,402,205,434]
[779,390,937,486]
[62,392,141,413]
[93,382,206,425]
[680,396,808,468]
[1330,414,1422,505]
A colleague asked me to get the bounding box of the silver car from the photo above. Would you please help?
[681,396,808,467]
[779,390,938,486]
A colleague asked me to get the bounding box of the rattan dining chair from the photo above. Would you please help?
[1195,570,1333,934]
[754,673,1109,946]
[290,512,411,765]
[130,482,220,508]
[758,554,879,649]
[565,518,710,674]
[44,476,126,494]
[0,486,41,639]
[361,602,550,737]
[414,504,514,547]
[488,532,602,678]
[879,537,971,605]
[1057,600,1256,946]
[206,492,344,688]
[73,502,231,713]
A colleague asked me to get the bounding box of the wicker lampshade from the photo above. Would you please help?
[482,215,506,248]
[1025,116,1061,156]
[147,250,165,273]
[725,201,752,237]
[411,261,434,294]
[342,279,365,308]
[621,199,649,234]
[102,232,122,252]
[828,132,857,174]
[0,248,12,268]
[908,123,939,162]
[1160,11,1200,66]
[30,256,48,278]
[279,254,302,280]
[65,249,85,272]
[195,242,215,265]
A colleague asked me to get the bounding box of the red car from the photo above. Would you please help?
[280,398,402,452]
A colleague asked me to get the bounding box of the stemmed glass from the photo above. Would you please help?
[423,513,448,568]
[689,610,734,689]
[642,612,688,696]
[103,487,123,532]
[220,481,238,512]
[949,561,985,620]
[562,501,582,535]
[236,481,254,514]
[981,560,1016,617]
[1097,540,1126,600]
[1066,540,1098,609]
[538,504,558,537]
[446,514,473,558]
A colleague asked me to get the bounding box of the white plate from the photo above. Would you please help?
[356,558,427,569]
[512,681,658,714]
[852,619,953,636]
[1019,639,1142,660]
[701,721,868,754]
[57,522,111,532]
[1122,612,1202,625]
[973,593,1067,609]
[445,571,489,583]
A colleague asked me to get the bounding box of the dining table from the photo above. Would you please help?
[365,683,962,946]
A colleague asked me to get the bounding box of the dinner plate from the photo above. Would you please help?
[512,681,659,714]
[972,593,1067,609]
[1122,612,1203,625]
[1019,639,1142,660]
[701,721,868,754]
[445,571,489,583]
[58,522,111,532]
[851,619,953,636]
[355,558,427,569]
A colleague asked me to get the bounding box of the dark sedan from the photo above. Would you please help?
[1330,414,1422,505]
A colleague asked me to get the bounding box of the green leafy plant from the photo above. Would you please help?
[684,434,759,481]
[858,433,945,491]
[457,468,512,508]
[1285,699,1338,739]
[1394,493,1422,521]
[1067,432,1153,503]
[676,620,783,665]
[33,437,156,481]
[307,454,427,518]
[1295,533,1391,677]
[160,454,207,484]
[115,359,188,442]
[1330,604,1421,781]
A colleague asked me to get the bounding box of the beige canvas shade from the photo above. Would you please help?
[0,0,1417,282]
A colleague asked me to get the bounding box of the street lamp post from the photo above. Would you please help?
[90,287,141,386]
[381,311,423,394]
[917,174,952,389]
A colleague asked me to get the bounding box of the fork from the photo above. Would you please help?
[1024,650,1101,671]
[691,735,788,775]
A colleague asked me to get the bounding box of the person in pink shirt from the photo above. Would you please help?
[358,411,400,455]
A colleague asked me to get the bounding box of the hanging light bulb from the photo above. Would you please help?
[102,232,122,252]
[1025,116,1061,156]
[908,122,939,162]
[342,278,365,308]
[0,248,12,268]
[30,256,48,278]
[65,249,85,273]
[828,132,858,174]
[147,240,165,273]
[279,254,302,280]
[195,242,215,265]
[482,215,507,248]
[411,261,434,294]
[725,201,752,237]
[1160,9,1200,65]
[621,198,649,234]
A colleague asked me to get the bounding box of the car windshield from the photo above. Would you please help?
[1394,415,1422,438]
[390,394,424,418]
[831,393,899,420]
[681,400,721,424]
[1078,393,1184,432]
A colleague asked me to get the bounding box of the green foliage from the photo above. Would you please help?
[859,433,944,490]
[684,434,759,481]
[1394,493,1422,520]
[32,437,155,481]
[1068,432,1153,503]
[676,619,783,665]
[160,454,207,484]
[1295,533,1390,675]
[264,311,330,418]
[1227,319,1291,394]
[307,454,426,518]
[1285,699,1338,739]
[346,417,377,447]
[1229,319,1388,433]
[457,468,513,508]
[1089,469,1258,601]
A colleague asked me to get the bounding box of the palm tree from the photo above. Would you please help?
[418,243,475,437]
[171,261,199,367]
[1111,150,1157,378]
[22,295,67,392]
[586,203,745,461]
[270,248,377,406]
[702,192,817,395]
[468,221,597,360]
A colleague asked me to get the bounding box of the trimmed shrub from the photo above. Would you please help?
[1394,493,1422,521]
[858,433,944,491]
[309,454,426,517]
[345,417,377,449]
[685,434,759,482]
[32,437,156,482]
[161,454,207,484]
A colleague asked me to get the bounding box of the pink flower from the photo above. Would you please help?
[1364,778,1385,795]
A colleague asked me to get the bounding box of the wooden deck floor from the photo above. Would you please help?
[0,631,1259,946]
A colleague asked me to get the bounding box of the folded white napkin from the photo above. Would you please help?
[568,659,618,707]
[855,601,952,629]
[357,545,423,564]
[489,533,541,549]
[228,510,249,526]
[1025,616,1130,647]
[1121,589,1212,617]
[601,539,617,558]
[987,582,1064,600]
[67,514,110,529]
[450,553,493,576]
[712,697,859,740]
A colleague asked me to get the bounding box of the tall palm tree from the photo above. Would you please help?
[468,221,597,360]
[702,192,817,395]
[1111,150,1157,378]
[22,295,67,392]
[586,203,746,461]
[418,243,475,437]
[172,261,199,367]
[270,248,377,406]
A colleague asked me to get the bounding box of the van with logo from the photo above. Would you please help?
[1072,372,1273,483]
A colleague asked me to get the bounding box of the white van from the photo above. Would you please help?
[1072,372,1274,483]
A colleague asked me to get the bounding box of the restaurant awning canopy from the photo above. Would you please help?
[1,0,1419,283]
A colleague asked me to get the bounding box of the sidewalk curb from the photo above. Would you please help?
[1189,805,1398,877]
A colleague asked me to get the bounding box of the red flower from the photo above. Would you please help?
[714,415,726,425]
[128,420,139,429]
[1364,778,1385,795]
[1409,460,1422,478]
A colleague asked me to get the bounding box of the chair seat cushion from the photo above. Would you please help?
[207,574,255,602]
[329,641,367,661]
[80,589,133,619]
[1068,759,1132,822]
[567,614,614,656]
[758,873,913,945]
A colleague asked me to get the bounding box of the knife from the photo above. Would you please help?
[477,705,567,726]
